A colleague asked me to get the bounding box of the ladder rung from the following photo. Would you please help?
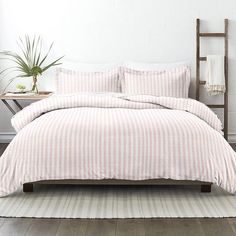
[199,33,226,37]
[207,104,225,108]
[199,81,206,85]
[199,57,207,61]
[199,56,226,62]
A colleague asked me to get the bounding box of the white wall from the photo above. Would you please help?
[0,0,236,142]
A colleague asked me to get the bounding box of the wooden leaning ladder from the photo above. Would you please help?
[196,19,229,140]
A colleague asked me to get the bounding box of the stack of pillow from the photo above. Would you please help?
[55,61,191,98]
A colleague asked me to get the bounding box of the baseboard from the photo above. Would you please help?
[1,132,236,144]
[228,133,236,143]
[0,132,16,143]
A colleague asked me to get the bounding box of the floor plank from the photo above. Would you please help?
[85,219,116,236]
[0,218,32,236]
[25,219,60,236]
[228,218,236,235]
[56,219,88,236]
[144,219,205,236]
[0,144,8,155]
[230,143,236,150]
[199,219,236,236]
[144,219,176,236]
[170,219,205,236]
[116,219,145,236]
[0,219,4,228]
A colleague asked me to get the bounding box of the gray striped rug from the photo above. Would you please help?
[0,185,235,218]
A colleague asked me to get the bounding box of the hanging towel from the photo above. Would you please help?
[205,55,226,96]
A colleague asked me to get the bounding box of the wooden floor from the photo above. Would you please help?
[0,143,236,236]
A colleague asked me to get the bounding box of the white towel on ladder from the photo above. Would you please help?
[205,55,226,96]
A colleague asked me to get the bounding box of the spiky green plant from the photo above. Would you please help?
[0,35,63,93]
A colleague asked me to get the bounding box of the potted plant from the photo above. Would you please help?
[16,84,26,93]
[0,35,63,93]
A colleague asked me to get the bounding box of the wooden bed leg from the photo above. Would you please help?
[23,183,34,193]
[201,184,211,193]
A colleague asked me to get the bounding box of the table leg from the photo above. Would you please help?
[13,99,23,110]
[1,100,17,115]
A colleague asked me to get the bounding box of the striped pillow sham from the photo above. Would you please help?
[55,68,121,94]
[121,66,191,98]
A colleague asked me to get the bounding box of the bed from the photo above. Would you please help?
[0,63,235,197]
[0,92,236,196]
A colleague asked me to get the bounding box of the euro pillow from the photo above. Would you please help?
[122,66,191,98]
[55,68,121,94]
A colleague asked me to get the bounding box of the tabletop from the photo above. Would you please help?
[0,92,53,100]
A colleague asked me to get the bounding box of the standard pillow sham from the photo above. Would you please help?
[122,66,191,98]
[55,67,121,94]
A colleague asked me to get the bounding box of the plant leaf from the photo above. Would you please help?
[41,56,64,72]
[38,42,53,66]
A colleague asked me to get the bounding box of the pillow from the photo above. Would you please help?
[120,61,191,85]
[55,67,121,94]
[124,61,191,71]
[122,66,191,98]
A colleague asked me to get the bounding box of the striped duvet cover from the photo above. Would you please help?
[0,93,235,196]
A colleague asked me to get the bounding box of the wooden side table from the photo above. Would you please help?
[0,92,53,115]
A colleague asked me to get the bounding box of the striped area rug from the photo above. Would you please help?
[0,185,235,218]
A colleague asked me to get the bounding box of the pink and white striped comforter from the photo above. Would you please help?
[0,93,236,196]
